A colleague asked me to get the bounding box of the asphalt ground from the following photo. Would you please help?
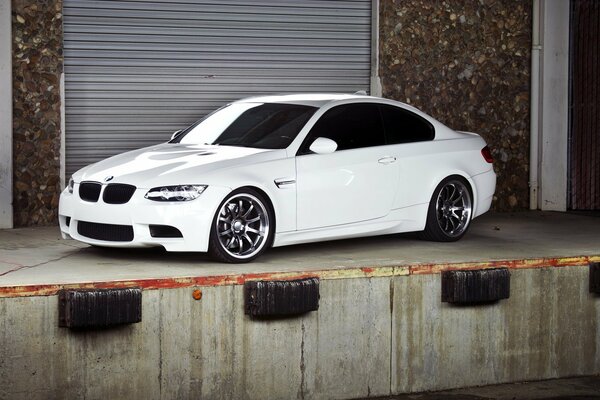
[357,376,600,400]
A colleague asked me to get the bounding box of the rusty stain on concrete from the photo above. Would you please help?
[1,255,598,298]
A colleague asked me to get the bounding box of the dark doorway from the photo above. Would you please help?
[569,0,600,210]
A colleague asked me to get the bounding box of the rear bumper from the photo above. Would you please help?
[472,169,496,217]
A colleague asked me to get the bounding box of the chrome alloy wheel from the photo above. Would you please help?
[215,193,270,259]
[435,180,472,237]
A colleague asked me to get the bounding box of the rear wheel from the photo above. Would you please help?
[208,188,274,263]
[419,176,473,242]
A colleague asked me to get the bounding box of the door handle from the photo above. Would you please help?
[378,156,397,165]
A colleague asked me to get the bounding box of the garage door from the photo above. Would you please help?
[63,0,373,176]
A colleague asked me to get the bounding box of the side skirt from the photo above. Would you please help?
[272,203,429,248]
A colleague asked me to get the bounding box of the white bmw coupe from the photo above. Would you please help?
[59,93,496,262]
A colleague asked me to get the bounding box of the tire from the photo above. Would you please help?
[419,176,473,242]
[208,188,275,263]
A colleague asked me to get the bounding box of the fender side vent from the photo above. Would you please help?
[442,268,510,304]
[244,278,319,317]
[590,262,600,294]
[58,288,142,329]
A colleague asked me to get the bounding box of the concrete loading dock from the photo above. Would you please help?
[1,212,600,399]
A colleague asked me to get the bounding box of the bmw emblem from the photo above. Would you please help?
[104,176,114,182]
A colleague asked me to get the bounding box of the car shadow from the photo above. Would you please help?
[79,232,422,266]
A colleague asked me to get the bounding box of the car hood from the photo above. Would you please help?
[73,143,284,188]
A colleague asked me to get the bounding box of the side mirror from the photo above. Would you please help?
[309,137,337,154]
[170,129,183,141]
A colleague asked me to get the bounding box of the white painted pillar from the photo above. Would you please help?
[538,0,570,211]
[370,0,382,97]
[529,0,541,210]
[0,0,13,228]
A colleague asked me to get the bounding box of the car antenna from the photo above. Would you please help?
[353,90,367,95]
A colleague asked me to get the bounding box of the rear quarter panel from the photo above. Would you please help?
[390,134,492,210]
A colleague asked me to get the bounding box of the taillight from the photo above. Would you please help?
[481,146,493,163]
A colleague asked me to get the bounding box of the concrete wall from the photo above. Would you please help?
[0,0,12,229]
[537,0,570,211]
[1,265,599,399]
[392,268,598,392]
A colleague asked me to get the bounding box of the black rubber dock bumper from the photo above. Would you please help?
[244,277,320,317]
[58,288,142,328]
[442,268,510,304]
[590,262,600,294]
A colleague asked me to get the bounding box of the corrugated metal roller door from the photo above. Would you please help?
[63,0,373,176]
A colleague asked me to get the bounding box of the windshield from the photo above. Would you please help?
[171,102,317,149]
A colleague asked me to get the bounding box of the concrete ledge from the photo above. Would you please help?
[1,179,593,389]
[2,213,600,398]
[1,255,600,298]
[1,264,599,399]
[2,212,600,293]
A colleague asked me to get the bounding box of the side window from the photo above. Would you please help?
[379,104,435,144]
[299,103,385,154]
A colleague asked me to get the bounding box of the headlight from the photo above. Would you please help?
[145,185,207,202]
[68,177,74,194]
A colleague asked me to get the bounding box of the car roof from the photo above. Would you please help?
[229,93,463,141]
[237,93,469,140]
[235,93,433,122]
[236,93,373,107]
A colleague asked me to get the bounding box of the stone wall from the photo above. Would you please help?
[379,0,532,210]
[12,0,63,226]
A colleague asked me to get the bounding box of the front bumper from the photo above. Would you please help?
[59,184,231,252]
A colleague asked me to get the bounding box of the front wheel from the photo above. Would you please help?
[208,189,274,263]
[419,176,473,242]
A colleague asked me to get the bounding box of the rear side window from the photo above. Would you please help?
[379,104,435,144]
[299,103,385,154]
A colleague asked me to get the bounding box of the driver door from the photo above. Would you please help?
[295,103,400,230]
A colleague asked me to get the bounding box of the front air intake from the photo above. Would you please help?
[149,225,183,238]
[77,221,134,242]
